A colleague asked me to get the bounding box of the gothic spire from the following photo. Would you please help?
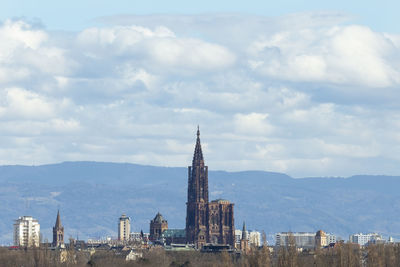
[192,126,204,164]
[55,209,62,228]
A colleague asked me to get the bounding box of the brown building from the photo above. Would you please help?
[185,127,235,248]
[149,212,168,242]
[52,210,64,247]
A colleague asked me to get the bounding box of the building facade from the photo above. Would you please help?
[13,216,40,247]
[52,210,64,247]
[118,214,131,241]
[349,233,383,246]
[235,229,261,247]
[327,233,337,244]
[276,232,316,249]
[162,229,187,245]
[185,128,235,248]
[315,230,328,248]
[149,212,168,242]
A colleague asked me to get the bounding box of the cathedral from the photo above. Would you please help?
[185,127,235,248]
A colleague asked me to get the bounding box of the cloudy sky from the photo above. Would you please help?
[0,1,399,177]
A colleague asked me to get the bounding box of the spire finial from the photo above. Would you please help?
[197,125,200,137]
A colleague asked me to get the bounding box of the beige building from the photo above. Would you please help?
[315,230,328,248]
[118,214,131,241]
[13,216,40,247]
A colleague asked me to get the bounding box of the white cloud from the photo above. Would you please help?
[249,25,400,88]
[76,25,235,73]
[234,113,274,135]
[0,88,56,119]
[0,15,400,177]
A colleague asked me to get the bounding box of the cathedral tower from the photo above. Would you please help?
[185,127,235,248]
[52,210,64,247]
[186,127,209,247]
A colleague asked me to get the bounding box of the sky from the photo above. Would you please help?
[0,1,399,177]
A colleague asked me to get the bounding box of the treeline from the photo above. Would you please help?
[2,243,400,267]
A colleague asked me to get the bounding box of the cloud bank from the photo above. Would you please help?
[1,13,400,177]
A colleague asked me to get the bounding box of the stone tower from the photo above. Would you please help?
[52,210,64,247]
[149,212,168,241]
[186,126,209,247]
[185,127,235,248]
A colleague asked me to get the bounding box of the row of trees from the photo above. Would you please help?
[2,243,400,267]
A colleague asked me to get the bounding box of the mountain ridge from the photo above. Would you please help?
[1,161,399,244]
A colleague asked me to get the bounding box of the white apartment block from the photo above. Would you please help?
[118,214,131,241]
[276,232,315,248]
[349,233,383,246]
[13,216,40,247]
[130,232,150,241]
[327,233,337,244]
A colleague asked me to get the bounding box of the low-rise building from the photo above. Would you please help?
[349,233,383,246]
[162,229,186,245]
[235,229,261,248]
[327,233,337,244]
[276,232,315,249]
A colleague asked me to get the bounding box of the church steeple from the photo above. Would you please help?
[52,210,64,247]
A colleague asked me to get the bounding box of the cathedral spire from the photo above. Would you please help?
[192,126,204,164]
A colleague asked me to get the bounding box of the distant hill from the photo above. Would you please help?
[1,161,400,244]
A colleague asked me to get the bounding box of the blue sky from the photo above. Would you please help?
[0,1,400,177]
[1,0,399,33]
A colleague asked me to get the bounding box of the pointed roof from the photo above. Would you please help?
[241,221,248,240]
[192,126,204,164]
[55,210,62,228]
[153,212,166,223]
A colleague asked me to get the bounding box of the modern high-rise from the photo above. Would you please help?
[52,210,64,247]
[185,127,235,248]
[118,214,131,241]
[13,216,40,247]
